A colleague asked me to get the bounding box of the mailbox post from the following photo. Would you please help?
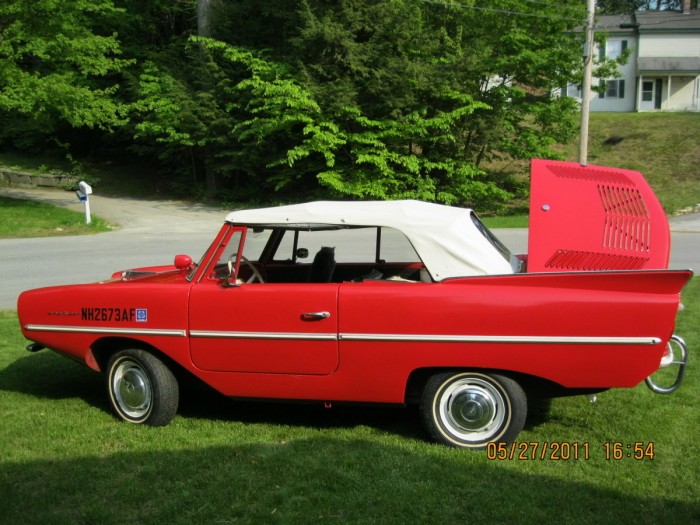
[76,181,93,224]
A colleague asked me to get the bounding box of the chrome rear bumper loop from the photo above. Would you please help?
[645,335,688,395]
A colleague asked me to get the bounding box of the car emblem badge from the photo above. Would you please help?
[136,309,148,323]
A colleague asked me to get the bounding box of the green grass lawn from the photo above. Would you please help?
[481,214,528,229]
[1,279,697,524]
[0,196,111,238]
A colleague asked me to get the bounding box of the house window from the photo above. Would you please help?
[599,40,628,61]
[606,80,620,98]
[599,79,625,99]
[606,41,624,60]
[566,84,582,98]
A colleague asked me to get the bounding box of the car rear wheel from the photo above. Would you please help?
[107,349,179,426]
[421,372,527,449]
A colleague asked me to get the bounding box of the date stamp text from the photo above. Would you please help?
[486,441,655,461]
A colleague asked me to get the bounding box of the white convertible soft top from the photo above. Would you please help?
[225,200,514,280]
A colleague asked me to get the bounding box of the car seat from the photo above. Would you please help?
[308,247,336,282]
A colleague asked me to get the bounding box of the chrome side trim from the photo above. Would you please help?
[189,329,660,345]
[190,330,337,341]
[339,333,662,345]
[24,324,187,337]
[24,322,662,346]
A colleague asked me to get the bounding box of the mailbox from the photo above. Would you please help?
[76,181,93,224]
[76,181,93,202]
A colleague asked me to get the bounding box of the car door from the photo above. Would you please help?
[189,226,340,375]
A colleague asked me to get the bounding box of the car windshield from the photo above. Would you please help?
[470,213,512,263]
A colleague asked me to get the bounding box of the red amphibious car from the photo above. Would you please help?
[17,159,691,448]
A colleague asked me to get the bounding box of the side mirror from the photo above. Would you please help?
[296,248,309,259]
[174,254,194,271]
[220,260,240,288]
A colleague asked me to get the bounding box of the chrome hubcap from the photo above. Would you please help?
[439,377,507,442]
[113,360,152,419]
[449,389,495,430]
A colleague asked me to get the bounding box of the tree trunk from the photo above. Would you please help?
[197,0,221,196]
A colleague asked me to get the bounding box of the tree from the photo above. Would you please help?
[107,0,224,192]
[197,0,221,194]
[0,0,131,146]
[1,0,589,206]
[157,0,588,206]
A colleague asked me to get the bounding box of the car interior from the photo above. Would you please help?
[214,226,430,284]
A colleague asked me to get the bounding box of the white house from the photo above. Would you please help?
[565,4,700,112]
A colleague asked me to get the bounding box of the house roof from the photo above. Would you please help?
[597,9,700,33]
[225,200,515,280]
[636,9,700,31]
[638,56,700,73]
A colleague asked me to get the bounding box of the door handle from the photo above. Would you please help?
[301,311,331,321]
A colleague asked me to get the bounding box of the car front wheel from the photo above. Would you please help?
[107,349,179,426]
[421,372,526,449]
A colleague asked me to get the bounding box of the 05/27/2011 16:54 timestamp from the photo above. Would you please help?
[486,441,655,461]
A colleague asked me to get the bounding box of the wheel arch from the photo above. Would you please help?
[404,367,578,405]
[89,337,180,375]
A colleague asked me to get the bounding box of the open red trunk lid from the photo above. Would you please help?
[527,159,670,273]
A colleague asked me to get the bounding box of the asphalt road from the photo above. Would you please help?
[1,187,698,309]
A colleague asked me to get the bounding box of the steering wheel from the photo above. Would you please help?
[240,255,265,283]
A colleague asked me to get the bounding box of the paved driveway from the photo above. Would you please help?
[1,188,227,308]
[1,187,698,309]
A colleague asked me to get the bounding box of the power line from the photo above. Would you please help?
[418,0,586,22]
[519,0,587,12]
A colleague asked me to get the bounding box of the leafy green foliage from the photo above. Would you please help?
[132,63,205,148]
[296,103,513,206]
[1,0,590,204]
[142,0,585,203]
[0,0,132,141]
[185,37,509,205]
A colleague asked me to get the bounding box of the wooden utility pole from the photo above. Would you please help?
[579,0,596,166]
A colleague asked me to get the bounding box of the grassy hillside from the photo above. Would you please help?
[566,113,700,214]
